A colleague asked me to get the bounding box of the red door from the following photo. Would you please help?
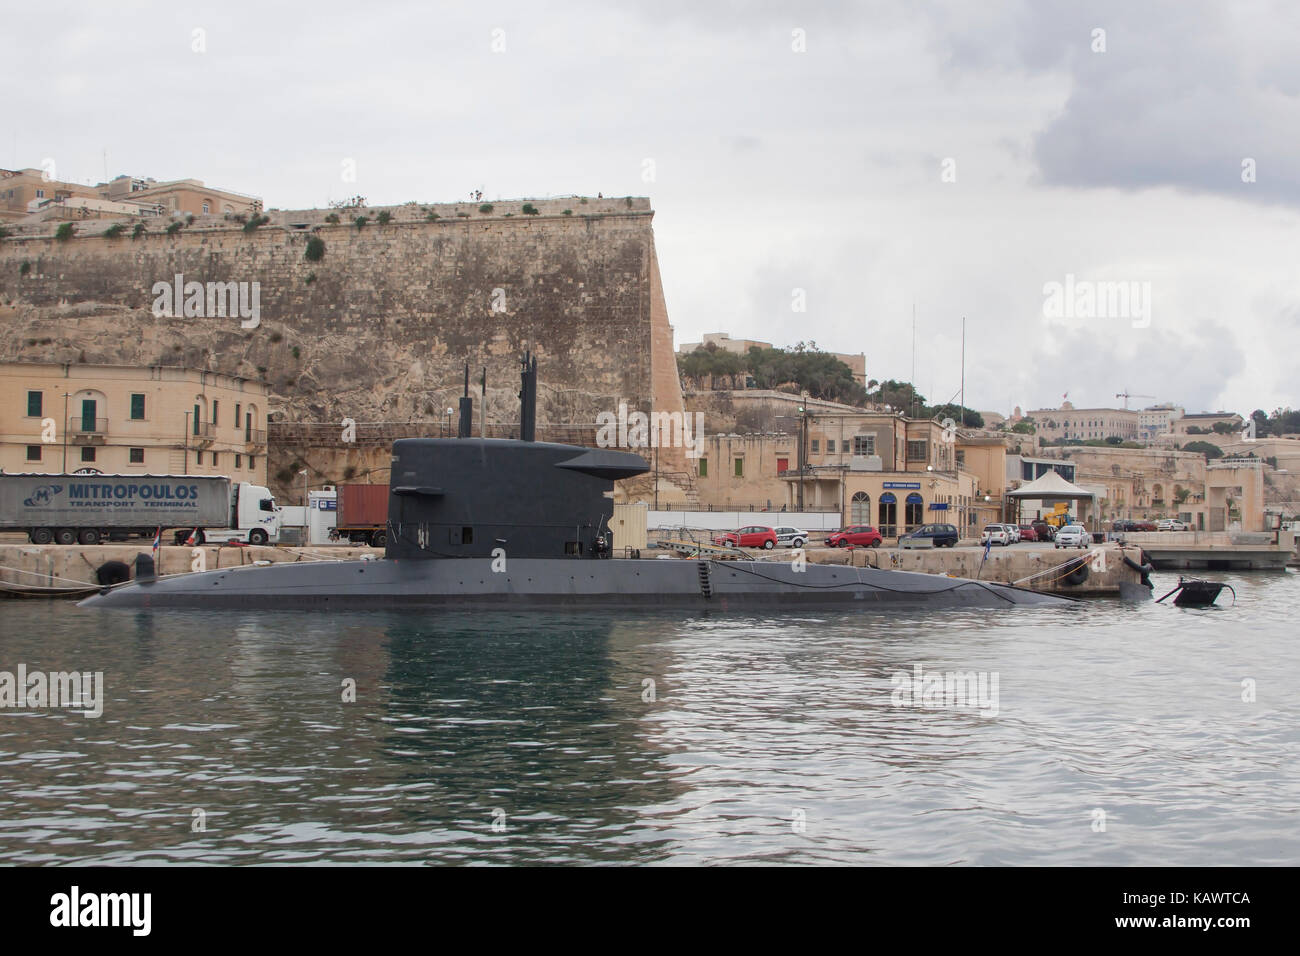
[776,458,789,473]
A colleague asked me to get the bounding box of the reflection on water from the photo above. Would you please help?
[1,570,1297,865]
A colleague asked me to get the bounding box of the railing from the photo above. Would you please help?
[67,416,108,435]
[246,428,267,445]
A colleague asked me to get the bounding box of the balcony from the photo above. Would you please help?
[245,428,267,446]
[68,417,108,444]
[192,422,216,446]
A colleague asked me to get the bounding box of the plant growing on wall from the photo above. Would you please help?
[132,223,147,239]
[324,213,340,224]
[103,223,126,239]
[478,203,494,214]
[562,209,572,216]
[521,203,539,215]
[166,221,183,235]
[304,236,326,261]
[354,216,367,229]
[55,223,76,241]
[0,226,10,239]
[376,210,392,225]
[19,261,31,275]
[425,210,440,221]
[243,214,271,233]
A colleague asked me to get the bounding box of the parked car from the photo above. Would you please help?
[773,526,809,548]
[981,524,1011,546]
[1156,518,1187,531]
[717,525,777,549]
[1111,519,1135,533]
[1054,524,1091,548]
[1001,523,1021,543]
[826,525,883,548]
[899,523,960,548]
[1031,520,1056,542]
[1017,524,1039,542]
[1131,519,1157,532]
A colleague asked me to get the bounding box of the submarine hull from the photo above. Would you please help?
[78,557,1070,610]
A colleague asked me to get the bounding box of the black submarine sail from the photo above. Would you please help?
[387,352,646,561]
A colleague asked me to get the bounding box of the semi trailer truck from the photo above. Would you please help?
[0,474,280,546]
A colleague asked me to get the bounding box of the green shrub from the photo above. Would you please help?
[0,226,10,239]
[479,203,494,214]
[291,346,301,359]
[354,216,367,229]
[304,272,316,284]
[304,236,326,261]
[243,214,270,233]
[376,210,392,225]
[55,222,76,241]
[19,261,31,275]
[426,211,440,221]
[562,209,572,216]
[132,223,146,239]
[324,213,340,224]
[521,203,539,215]
[166,221,183,235]
[456,212,470,218]
[103,223,126,239]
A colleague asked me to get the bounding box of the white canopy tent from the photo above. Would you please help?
[1006,469,1098,525]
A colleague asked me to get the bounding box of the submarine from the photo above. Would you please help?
[80,356,1069,612]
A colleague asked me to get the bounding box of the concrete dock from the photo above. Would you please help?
[1118,530,1296,571]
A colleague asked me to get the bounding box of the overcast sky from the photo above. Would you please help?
[7,0,1297,417]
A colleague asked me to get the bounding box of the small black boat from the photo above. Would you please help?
[1156,577,1236,607]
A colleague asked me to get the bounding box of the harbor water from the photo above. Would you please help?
[1,570,1296,865]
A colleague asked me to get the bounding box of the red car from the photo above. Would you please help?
[716,525,778,549]
[1017,524,1039,542]
[825,525,883,548]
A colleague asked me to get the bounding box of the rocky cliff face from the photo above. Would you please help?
[0,197,689,496]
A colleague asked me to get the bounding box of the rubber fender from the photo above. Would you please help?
[1063,557,1091,587]
[1122,554,1154,589]
[95,560,131,587]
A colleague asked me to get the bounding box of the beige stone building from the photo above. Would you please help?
[0,362,268,483]
[1026,402,1139,442]
[0,168,100,222]
[99,175,262,219]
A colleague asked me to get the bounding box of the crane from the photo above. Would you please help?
[1115,389,1155,409]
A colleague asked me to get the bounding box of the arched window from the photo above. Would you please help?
[879,493,897,537]
[851,491,871,524]
[905,492,924,529]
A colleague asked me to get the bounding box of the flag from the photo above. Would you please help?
[151,526,161,561]
[186,527,200,545]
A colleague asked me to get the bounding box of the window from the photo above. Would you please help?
[130,393,146,420]
[36,188,44,198]
[202,202,210,214]
[211,452,218,468]
[212,400,219,425]
[129,447,145,464]
[827,440,835,454]
[905,493,924,528]
[955,450,966,468]
[811,439,819,454]
[26,445,41,462]
[196,451,203,465]
[80,446,96,463]
[235,454,242,469]
[245,411,252,441]
[26,391,42,417]
[879,493,897,536]
[853,435,875,456]
[248,456,255,470]
[851,491,871,524]
[235,404,241,428]
[698,458,708,477]
[193,404,200,434]
[907,440,928,461]
[734,458,744,477]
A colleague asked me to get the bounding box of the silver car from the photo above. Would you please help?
[1054,524,1091,548]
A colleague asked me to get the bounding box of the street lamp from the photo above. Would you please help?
[299,468,308,507]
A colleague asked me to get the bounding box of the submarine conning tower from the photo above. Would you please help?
[385,439,648,559]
